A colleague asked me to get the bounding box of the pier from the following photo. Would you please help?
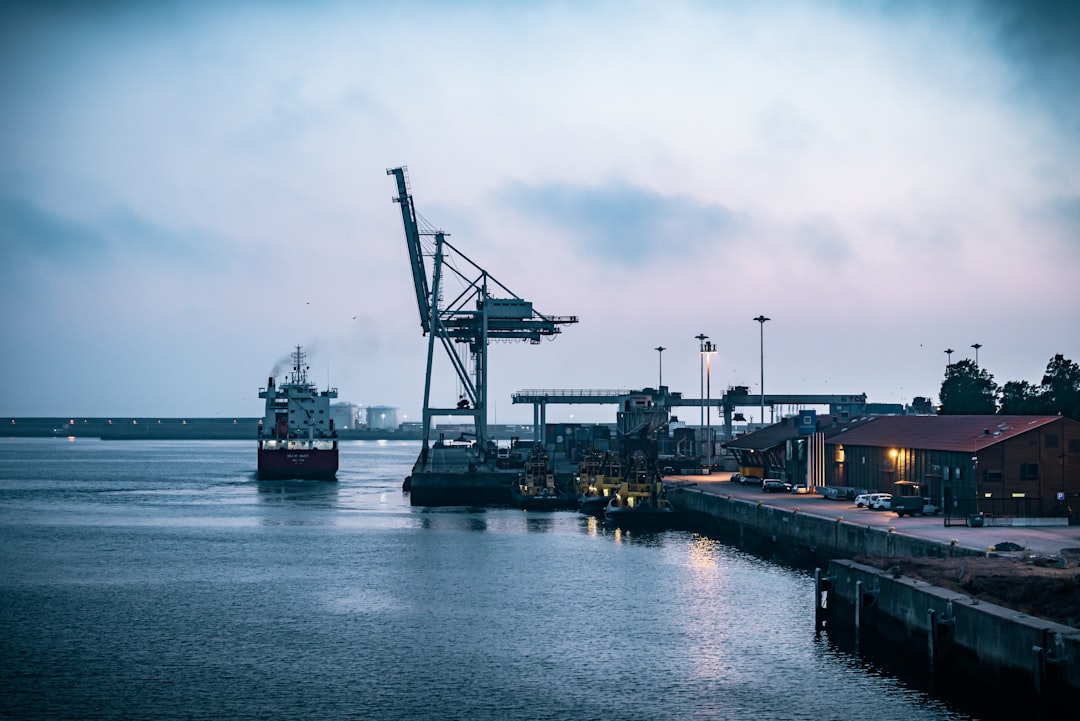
[665,474,1080,697]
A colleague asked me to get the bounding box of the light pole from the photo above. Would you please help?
[971,343,982,368]
[695,334,708,457]
[753,316,769,429]
[703,340,717,467]
[944,348,954,367]
[654,346,666,388]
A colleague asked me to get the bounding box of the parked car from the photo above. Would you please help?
[762,479,792,493]
[854,492,880,508]
[870,493,893,510]
[790,484,810,494]
[730,472,741,483]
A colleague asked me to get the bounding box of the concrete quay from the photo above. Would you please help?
[665,472,1080,697]
[665,473,1080,558]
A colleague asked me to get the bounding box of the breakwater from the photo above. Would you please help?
[3,417,426,441]
[666,485,1080,698]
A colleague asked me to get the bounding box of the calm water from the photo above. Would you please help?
[0,438,992,720]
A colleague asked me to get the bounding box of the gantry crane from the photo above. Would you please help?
[387,166,578,462]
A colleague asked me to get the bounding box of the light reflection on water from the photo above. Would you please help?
[0,439,1001,720]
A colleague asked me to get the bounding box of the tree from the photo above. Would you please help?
[910,396,935,414]
[998,380,1045,415]
[938,359,997,414]
[1040,354,1080,421]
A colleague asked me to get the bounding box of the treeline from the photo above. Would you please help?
[936,353,1080,420]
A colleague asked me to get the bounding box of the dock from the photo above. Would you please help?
[665,473,1080,698]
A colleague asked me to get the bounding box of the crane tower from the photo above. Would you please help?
[387,166,578,462]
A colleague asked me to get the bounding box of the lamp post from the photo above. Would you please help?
[944,348,954,367]
[695,334,708,457]
[654,346,666,388]
[703,340,717,467]
[971,343,982,368]
[753,316,769,429]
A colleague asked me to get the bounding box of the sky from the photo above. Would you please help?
[2,0,1078,426]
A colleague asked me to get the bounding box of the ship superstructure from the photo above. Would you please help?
[257,346,339,480]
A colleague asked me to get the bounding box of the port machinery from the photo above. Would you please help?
[387,166,578,464]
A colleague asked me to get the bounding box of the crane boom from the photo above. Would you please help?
[387,167,432,333]
[387,165,578,458]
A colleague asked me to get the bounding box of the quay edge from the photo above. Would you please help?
[827,559,1080,696]
[665,484,1080,695]
[406,468,516,506]
[665,485,983,560]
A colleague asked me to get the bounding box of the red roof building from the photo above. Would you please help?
[824,415,1080,521]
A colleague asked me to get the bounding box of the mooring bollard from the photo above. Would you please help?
[855,580,863,646]
[813,568,834,631]
[927,608,937,674]
[1032,645,1046,696]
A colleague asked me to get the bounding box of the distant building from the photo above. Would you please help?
[725,414,1080,520]
[367,405,398,430]
[330,403,358,430]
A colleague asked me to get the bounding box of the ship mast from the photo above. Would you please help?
[290,345,309,386]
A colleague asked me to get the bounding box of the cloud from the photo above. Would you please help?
[1,195,108,266]
[1,195,227,271]
[791,216,853,265]
[1034,194,1080,258]
[980,0,1080,131]
[496,180,744,266]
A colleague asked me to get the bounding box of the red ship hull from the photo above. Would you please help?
[257,446,339,480]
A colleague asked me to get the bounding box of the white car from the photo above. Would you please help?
[854,492,881,508]
[870,493,893,510]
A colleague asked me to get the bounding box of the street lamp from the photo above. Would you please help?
[944,348,954,367]
[654,346,666,388]
[753,316,770,429]
[695,334,708,456]
[703,340,717,466]
[971,343,982,368]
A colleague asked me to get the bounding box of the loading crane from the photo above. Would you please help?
[387,166,578,462]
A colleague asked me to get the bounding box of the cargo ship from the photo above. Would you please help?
[257,346,338,480]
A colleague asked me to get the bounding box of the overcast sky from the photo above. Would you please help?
[2,0,1078,425]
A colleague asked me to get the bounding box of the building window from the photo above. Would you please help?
[1070,439,1080,453]
[984,469,1004,482]
[1021,463,1040,480]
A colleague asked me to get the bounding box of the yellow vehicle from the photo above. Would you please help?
[577,452,623,515]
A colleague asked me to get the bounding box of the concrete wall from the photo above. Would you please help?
[666,486,1080,695]
[827,560,1080,693]
[667,486,978,560]
[407,470,514,506]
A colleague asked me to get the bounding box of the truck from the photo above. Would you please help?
[890,480,941,517]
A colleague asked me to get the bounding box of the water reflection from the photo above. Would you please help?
[522,515,556,533]
[415,506,490,532]
[255,479,339,504]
